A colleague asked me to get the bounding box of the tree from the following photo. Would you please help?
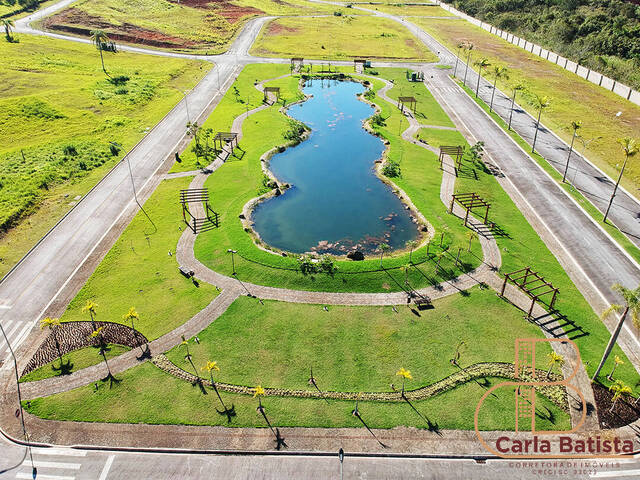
[90,29,111,77]
[545,351,564,379]
[180,335,191,360]
[473,58,490,98]
[462,42,474,87]
[603,138,639,223]
[378,242,390,268]
[562,121,582,183]
[89,327,116,383]
[489,66,508,112]
[508,83,526,131]
[467,231,478,252]
[435,251,445,274]
[2,19,15,42]
[122,307,139,335]
[592,283,640,381]
[406,240,417,264]
[609,380,632,413]
[40,317,63,368]
[254,384,266,411]
[82,300,98,329]
[531,95,550,154]
[607,355,624,381]
[396,367,412,397]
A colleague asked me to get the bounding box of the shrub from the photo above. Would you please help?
[115,87,128,95]
[283,119,307,143]
[382,159,401,177]
[108,75,130,86]
[63,145,78,156]
[370,113,386,127]
[298,255,318,275]
[109,144,121,156]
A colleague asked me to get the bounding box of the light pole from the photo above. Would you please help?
[338,448,344,480]
[227,249,237,275]
[0,318,36,479]
[463,43,473,87]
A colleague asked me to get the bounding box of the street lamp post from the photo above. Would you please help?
[227,249,237,275]
[338,448,344,480]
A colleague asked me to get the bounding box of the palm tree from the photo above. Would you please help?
[254,384,266,411]
[82,300,98,329]
[462,42,474,87]
[180,335,191,360]
[508,83,526,130]
[406,240,417,264]
[40,317,63,367]
[453,42,465,77]
[607,355,624,381]
[593,283,640,380]
[122,307,139,334]
[396,367,412,397]
[531,94,550,154]
[603,138,639,223]
[609,380,632,413]
[89,327,114,380]
[473,58,491,98]
[2,19,15,41]
[489,66,508,112]
[90,29,111,77]
[435,251,445,274]
[545,351,564,379]
[467,231,478,252]
[378,242,390,268]
[562,121,582,183]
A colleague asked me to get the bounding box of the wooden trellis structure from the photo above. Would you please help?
[501,267,559,318]
[180,188,219,234]
[439,145,464,173]
[449,192,490,226]
[354,59,368,72]
[213,132,238,154]
[290,57,304,71]
[398,96,417,114]
[263,86,280,102]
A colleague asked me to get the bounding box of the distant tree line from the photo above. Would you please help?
[450,0,640,88]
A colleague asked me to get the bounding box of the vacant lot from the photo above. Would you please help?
[412,17,640,193]
[40,0,338,53]
[366,4,456,16]
[0,35,209,277]
[250,15,438,61]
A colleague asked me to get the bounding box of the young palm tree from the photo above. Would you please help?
[489,66,508,112]
[89,327,114,379]
[467,231,478,252]
[378,242,390,268]
[40,317,63,367]
[406,240,417,264]
[2,19,15,41]
[562,121,582,183]
[545,351,564,379]
[180,335,191,360]
[607,355,624,381]
[593,283,640,380]
[508,83,526,131]
[462,42,474,87]
[473,58,491,98]
[435,251,445,274]
[453,42,465,77]
[82,300,98,329]
[531,94,550,154]
[609,380,632,413]
[90,29,111,77]
[122,307,139,335]
[202,361,228,406]
[254,384,266,412]
[396,367,412,397]
[603,138,639,223]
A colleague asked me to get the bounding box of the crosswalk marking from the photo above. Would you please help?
[24,460,81,470]
[16,473,74,480]
[32,448,87,457]
[98,455,115,480]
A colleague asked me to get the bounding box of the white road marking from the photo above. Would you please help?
[16,473,75,480]
[98,455,115,480]
[23,461,81,470]
[32,448,87,457]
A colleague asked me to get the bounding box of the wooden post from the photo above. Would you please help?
[455,248,462,267]
[528,297,536,318]
[463,208,470,227]
[500,274,508,296]
[440,232,444,247]
[550,289,558,309]
[449,195,455,213]
[484,205,490,224]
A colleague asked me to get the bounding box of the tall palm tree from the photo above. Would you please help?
[406,240,417,264]
[2,19,15,41]
[396,367,412,397]
[545,351,564,379]
[531,94,550,154]
[453,42,465,77]
[202,361,228,407]
[462,42,474,87]
[489,66,508,113]
[593,283,640,380]
[603,138,639,223]
[609,380,632,413]
[508,82,526,130]
[40,317,63,367]
[562,121,582,183]
[473,58,491,98]
[90,29,111,77]
[378,242,390,268]
[607,355,624,381]
[82,300,98,329]
[89,327,114,379]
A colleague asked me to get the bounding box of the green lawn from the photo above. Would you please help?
[250,16,438,62]
[415,128,467,148]
[411,17,640,196]
[25,290,570,431]
[19,344,130,383]
[0,34,210,278]
[57,177,218,341]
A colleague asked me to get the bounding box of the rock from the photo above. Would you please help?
[238,214,245,219]
[421,226,428,232]
[347,251,365,261]
[275,188,281,196]
[281,252,287,257]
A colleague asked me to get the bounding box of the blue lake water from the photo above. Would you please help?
[251,80,419,255]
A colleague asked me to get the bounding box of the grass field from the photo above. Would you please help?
[411,17,640,194]
[19,344,130,383]
[0,35,209,278]
[250,16,438,61]
[56,177,218,341]
[25,290,570,431]
[41,0,338,54]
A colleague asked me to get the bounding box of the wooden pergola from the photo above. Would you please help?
[398,96,417,114]
[180,188,219,234]
[213,132,238,152]
[263,86,280,102]
[500,267,559,318]
[290,57,304,71]
[449,192,490,226]
[354,59,367,72]
[439,145,463,167]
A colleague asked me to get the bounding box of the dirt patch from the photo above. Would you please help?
[167,0,262,24]
[266,21,300,36]
[43,8,201,49]
[593,382,640,429]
